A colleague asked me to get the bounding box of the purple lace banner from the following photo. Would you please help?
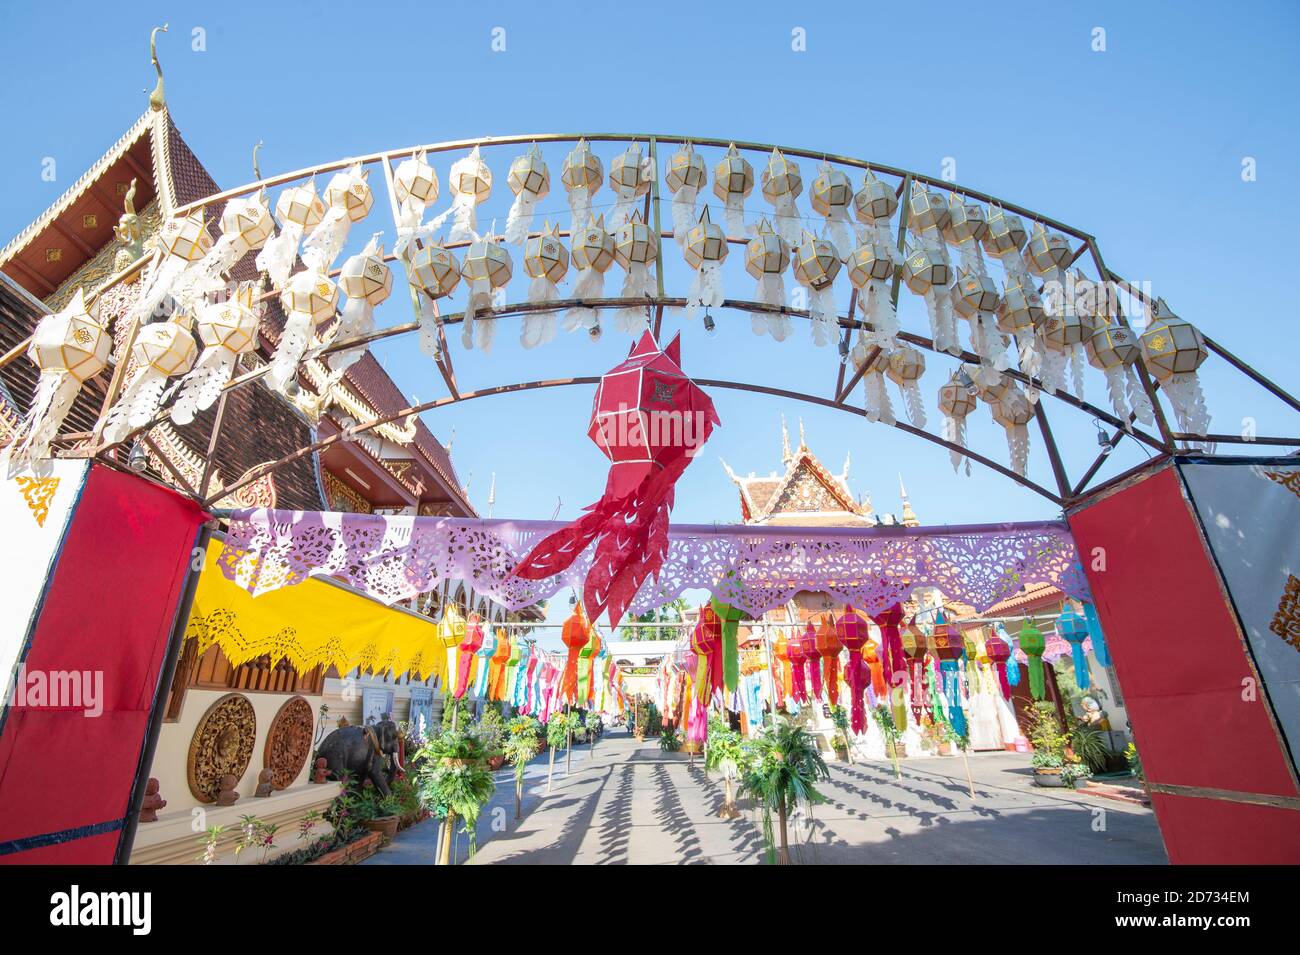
[217,510,1092,618]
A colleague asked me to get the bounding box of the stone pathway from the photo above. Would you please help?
[364,730,1166,865]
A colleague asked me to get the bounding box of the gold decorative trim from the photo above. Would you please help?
[1145,781,1300,811]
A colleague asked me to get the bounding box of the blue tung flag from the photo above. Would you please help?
[1082,602,1111,667]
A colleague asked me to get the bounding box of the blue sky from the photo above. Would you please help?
[2,0,1297,544]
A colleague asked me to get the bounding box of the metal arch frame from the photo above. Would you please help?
[37,132,1299,511]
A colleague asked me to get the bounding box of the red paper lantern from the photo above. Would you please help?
[835,605,871,733]
[869,602,906,688]
[455,612,484,699]
[984,633,1012,700]
[513,332,720,626]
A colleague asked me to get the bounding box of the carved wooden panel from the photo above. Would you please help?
[187,693,256,803]
[263,695,314,791]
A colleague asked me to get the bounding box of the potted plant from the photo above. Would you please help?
[871,705,904,779]
[362,791,403,842]
[828,706,852,763]
[703,717,747,819]
[659,725,683,753]
[503,715,541,819]
[414,730,496,864]
[584,710,603,755]
[475,705,506,770]
[1027,702,1088,788]
[739,718,830,865]
[544,715,570,794]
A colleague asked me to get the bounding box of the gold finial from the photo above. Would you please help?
[252,141,264,181]
[148,24,169,111]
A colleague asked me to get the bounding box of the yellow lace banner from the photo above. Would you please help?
[186,541,445,680]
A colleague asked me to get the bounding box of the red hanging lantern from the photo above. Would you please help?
[487,631,512,701]
[786,624,812,704]
[984,632,1013,700]
[815,612,843,706]
[689,604,722,742]
[903,620,929,722]
[455,611,485,699]
[931,615,964,661]
[869,603,906,688]
[835,605,871,734]
[512,331,721,626]
[560,608,590,705]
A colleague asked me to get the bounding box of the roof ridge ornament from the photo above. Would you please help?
[148,25,168,112]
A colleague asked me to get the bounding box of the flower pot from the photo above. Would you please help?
[937,742,952,756]
[363,814,400,842]
[487,755,505,770]
[832,746,848,761]
[1033,767,1065,788]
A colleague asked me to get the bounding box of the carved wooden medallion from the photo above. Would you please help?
[187,692,256,803]
[263,695,314,791]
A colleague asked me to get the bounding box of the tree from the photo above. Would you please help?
[502,716,541,819]
[740,718,830,865]
[620,597,688,641]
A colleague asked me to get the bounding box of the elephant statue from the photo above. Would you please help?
[315,718,404,797]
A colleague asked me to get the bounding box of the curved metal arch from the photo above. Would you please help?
[205,371,1070,509]
[171,132,1091,241]
[62,131,1299,512]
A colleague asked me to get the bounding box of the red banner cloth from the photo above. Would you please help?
[1069,463,1300,864]
[0,466,205,864]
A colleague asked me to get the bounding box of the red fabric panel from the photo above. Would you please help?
[1069,465,1300,863]
[0,466,205,864]
[1150,794,1300,864]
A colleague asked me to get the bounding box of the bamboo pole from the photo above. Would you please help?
[960,743,976,799]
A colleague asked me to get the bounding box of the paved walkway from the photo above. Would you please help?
[364,730,1166,865]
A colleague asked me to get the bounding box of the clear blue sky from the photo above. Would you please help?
[2,1,1297,543]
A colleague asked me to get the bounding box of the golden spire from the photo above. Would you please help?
[781,414,792,466]
[148,25,168,111]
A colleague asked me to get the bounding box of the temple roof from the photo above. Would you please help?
[0,104,471,517]
[722,418,918,527]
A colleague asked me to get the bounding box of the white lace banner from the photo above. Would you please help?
[217,509,1092,619]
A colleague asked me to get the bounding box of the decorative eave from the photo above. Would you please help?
[0,111,154,270]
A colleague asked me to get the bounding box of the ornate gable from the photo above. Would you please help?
[767,458,855,516]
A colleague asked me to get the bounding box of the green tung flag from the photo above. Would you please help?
[710,597,745,694]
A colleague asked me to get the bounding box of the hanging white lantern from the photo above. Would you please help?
[459,232,512,353]
[1023,223,1086,396]
[884,345,927,428]
[761,148,803,247]
[265,270,338,394]
[392,151,440,258]
[982,206,1045,385]
[858,345,895,427]
[302,163,371,272]
[101,312,199,444]
[990,385,1034,476]
[846,237,900,350]
[561,139,604,237]
[853,170,900,248]
[811,161,854,259]
[3,289,110,478]
[904,186,959,356]
[408,240,461,358]
[521,222,569,348]
[712,143,754,239]
[996,267,1046,391]
[505,145,550,245]
[180,190,274,303]
[666,142,707,248]
[683,206,728,324]
[131,210,214,324]
[791,232,841,347]
[171,283,261,425]
[744,218,791,339]
[1086,320,1154,426]
[329,234,392,371]
[429,146,492,245]
[256,181,325,289]
[612,210,657,335]
[607,143,654,231]
[938,372,978,475]
[951,266,1008,372]
[564,214,614,335]
[1139,298,1211,441]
